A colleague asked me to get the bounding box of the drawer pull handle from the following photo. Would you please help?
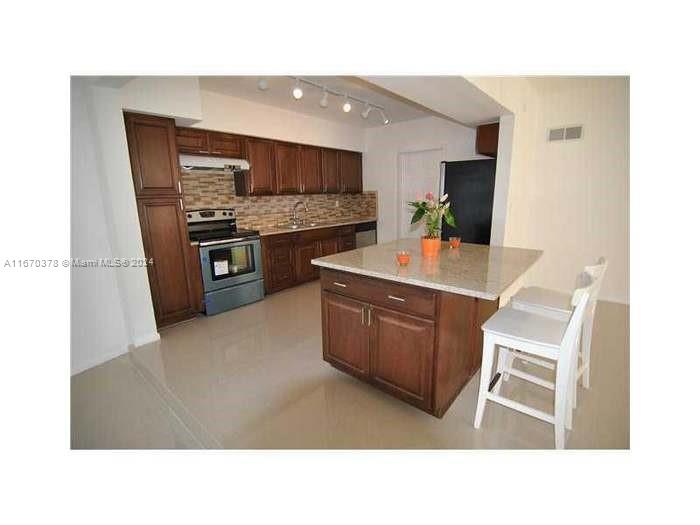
[333,282,347,288]
[388,295,406,302]
[198,150,208,154]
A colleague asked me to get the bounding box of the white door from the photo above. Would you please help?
[397,148,443,239]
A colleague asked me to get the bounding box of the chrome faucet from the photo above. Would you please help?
[291,201,308,224]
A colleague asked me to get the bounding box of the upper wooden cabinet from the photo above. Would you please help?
[340,150,363,194]
[125,112,182,197]
[321,148,340,193]
[299,145,322,194]
[274,142,301,194]
[174,128,209,155]
[175,127,244,158]
[476,122,499,157]
[243,138,276,195]
[208,131,244,157]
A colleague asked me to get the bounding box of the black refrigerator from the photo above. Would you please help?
[440,159,497,245]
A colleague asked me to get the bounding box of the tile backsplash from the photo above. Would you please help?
[181,170,376,230]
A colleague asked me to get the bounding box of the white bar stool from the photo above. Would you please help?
[473,275,593,449]
[510,258,607,390]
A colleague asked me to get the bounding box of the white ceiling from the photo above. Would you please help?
[361,76,509,127]
[198,76,442,128]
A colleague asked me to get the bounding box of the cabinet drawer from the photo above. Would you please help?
[320,269,436,319]
[338,225,354,236]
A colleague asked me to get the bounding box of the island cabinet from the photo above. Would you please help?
[319,268,499,417]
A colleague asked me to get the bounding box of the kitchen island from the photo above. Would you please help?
[311,238,542,417]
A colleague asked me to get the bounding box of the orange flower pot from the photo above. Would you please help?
[421,237,442,257]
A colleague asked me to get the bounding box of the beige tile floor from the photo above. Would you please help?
[71,281,629,449]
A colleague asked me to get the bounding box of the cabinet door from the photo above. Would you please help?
[320,237,338,257]
[322,292,370,379]
[339,234,356,252]
[245,138,276,195]
[476,122,499,157]
[295,241,320,283]
[369,306,435,410]
[175,127,209,155]
[274,142,301,194]
[262,235,296,293]
[136,198,194,327]
[321,148,340,193]
[208,131,244,158]
[299,145,322,193]
[125,113,181,197]
[340,150,362,194]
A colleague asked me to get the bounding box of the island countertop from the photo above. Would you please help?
[311,238,542,301]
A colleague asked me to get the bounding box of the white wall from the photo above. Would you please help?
[193,90,365,151]
[467,77,630,304]
[363,116,481,243]
[71,79,131,374]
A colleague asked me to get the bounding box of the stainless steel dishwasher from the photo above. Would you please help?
[355,221,377,248]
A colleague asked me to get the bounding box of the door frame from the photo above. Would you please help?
[396,147,444,240]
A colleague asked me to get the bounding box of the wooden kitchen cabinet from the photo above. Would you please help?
[322,291,370,379]
[299,145,322,194]
[125,112,182,197]
[369,306,435,410]
[241,137,276,195]
[208,131,244,157]
[340,150,362,194]
[136,197,195,327]
[476,122,499,157]
[295,240,320,283]
[174,128,209,155]
[175,128,245,158]
[320,268,499,417]
[274,142,302,194]
[261,224,357,294]
[321,148,341,193]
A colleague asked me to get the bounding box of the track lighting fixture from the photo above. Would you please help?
[292,79,303,100]
[257,78,269,91]
[379,109,390,125]
[280,77,390,124]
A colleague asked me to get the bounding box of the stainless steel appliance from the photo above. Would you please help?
[355,220,377,248]
[186,209,264,315]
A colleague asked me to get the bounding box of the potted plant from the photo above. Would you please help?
[408,192,456,257]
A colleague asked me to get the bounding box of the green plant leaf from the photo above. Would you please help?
[410,207,426,224]
[443,207,457,227]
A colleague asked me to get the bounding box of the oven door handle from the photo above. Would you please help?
[199,237,259,247]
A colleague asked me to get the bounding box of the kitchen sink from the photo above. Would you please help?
[277,222,323,230]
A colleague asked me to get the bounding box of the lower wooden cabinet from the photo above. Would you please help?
[321,292,370,379]
[319,268,499,417]
[261,224,357,294]
[369,306,435,410]
[321,290,435,412]
[136,197,196,327]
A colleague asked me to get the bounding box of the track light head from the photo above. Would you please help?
[257,78,269,91]
[342,95,352,113]
[320,89,329,108]
[361,104,371,119]
[379,110,390,125]
[292,79,303,100]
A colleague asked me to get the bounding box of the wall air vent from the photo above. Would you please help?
[548,125,583,142]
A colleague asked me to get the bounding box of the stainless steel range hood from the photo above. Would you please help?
[179,154,250,172]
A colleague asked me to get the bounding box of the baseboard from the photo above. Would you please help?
[132,331,160,348]
[71,345,127,376]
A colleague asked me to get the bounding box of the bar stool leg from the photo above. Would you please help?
[494,345,508,395]
[474,334,496,429]
[554,342,573,449]
[581,320,593,389]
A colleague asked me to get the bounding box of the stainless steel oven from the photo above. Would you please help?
[187,209,264,316]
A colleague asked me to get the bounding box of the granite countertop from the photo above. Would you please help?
[189,217,376,245]
[311,238,542,301]
[258,217,376,237]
